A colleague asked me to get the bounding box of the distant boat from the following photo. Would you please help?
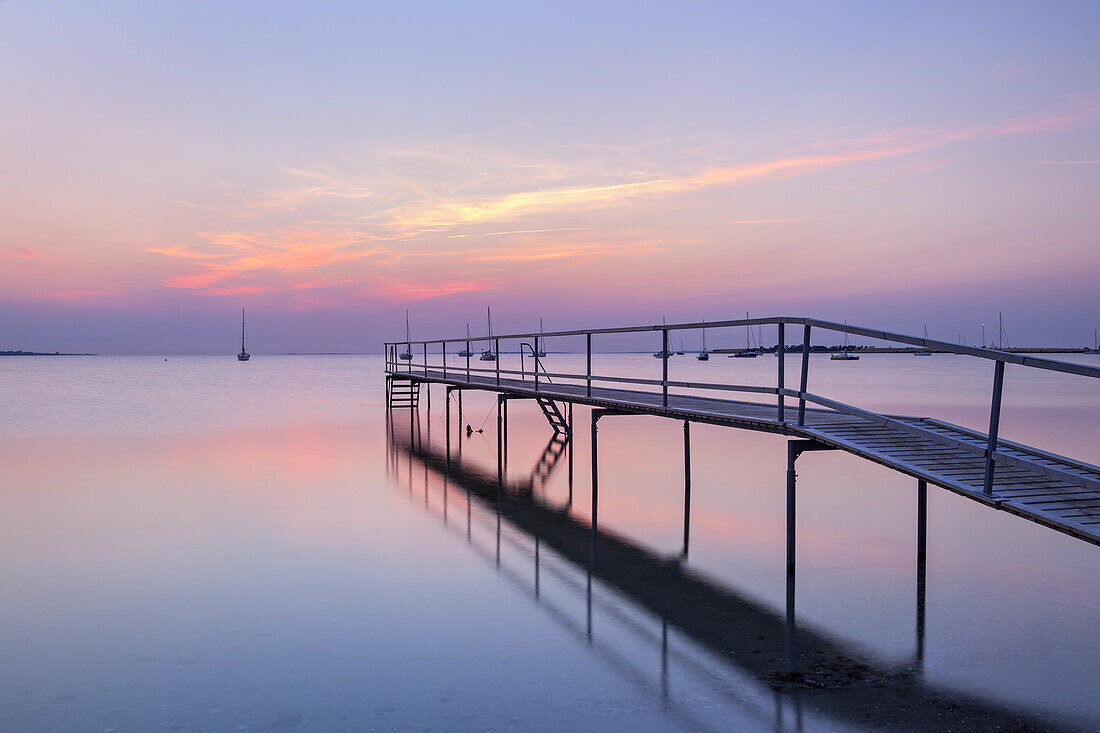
[831,321,859,360]
[730,312,759,357]
[479,307,497,361]
[677,339,685,356]
[654,316,674,358]
[1090,328,1100,354]
[237,309,250,361]
[458,323,474,357]
[399,310,413,360]
[536,318,547,357]
[914,324,932,356]
[697,319,709,360]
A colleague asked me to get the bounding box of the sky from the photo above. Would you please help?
[1,0,1098,354]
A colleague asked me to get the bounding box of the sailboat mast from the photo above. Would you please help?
[241,309,246,352]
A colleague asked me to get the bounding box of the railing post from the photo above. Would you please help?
[797,324,811,426]
[423,342,428,377]
[466,339,470,381]
[983,360,1005,496]
[534,336,540,392]
[777,322,785,423]
[442,342,447,378]
[662,329,669,408]
[586,333,592,397]
[495,338,500,385]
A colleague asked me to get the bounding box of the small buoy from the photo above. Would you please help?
[465,425,473,437]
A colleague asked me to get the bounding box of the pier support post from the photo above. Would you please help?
[567,403,574,509]
[591,409,599,563]
[916,478,927,670]
[983,361,1005,496]
[445,387,452,470]
[683,420,691,557]
[503,397,509,471]
[786,442,797,568]
[497,395,504,503]
[786,439,834,569]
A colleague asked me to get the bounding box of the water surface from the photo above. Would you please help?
[1,354,1097,731]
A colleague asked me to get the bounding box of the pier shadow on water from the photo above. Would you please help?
[388,409,1084,732]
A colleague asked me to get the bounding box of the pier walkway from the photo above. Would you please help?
[385,316,1100,547]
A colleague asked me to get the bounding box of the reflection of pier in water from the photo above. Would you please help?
[387,413,1083,732]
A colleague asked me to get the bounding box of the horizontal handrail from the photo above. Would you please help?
[385,315,1100,379]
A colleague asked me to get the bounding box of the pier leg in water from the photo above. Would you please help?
[916,478,928,672]
[503,397,508,471]
[590,409,599,566]
[785,562,796,675]
[786,439,835,569]
[567,403,574,510]
[497,395,504,505]
[445,387,452,471]
[683,420,691,558]
[786,442,797,569]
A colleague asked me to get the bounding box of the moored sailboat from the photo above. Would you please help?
[696,319,709,360]
[730,312,759,357]
[237,309,250,361]
[479,307,497,361]
[458,323,474,357]
[399,310,413,360]
[830,321,859,360]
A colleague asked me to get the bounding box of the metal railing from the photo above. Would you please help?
[385,316,1100,496]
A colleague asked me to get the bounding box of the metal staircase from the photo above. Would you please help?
[535,396,569,435]
[387,377,420,409]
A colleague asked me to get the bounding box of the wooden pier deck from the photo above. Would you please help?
[386,316,1100,547]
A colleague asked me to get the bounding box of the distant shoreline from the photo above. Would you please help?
[0,351,97,356]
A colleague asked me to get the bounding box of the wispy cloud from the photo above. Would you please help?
[729,218,824,225]
[26,289,120,301]
[146,227,383,293]
[7,247,40,260]
[1034,160,1100,165]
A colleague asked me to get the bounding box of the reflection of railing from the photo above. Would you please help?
[386,315,1100,497]
[386,420,1078,733]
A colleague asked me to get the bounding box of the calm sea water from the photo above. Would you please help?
[1,353,1097,731]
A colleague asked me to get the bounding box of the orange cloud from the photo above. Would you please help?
[147,227,383,293]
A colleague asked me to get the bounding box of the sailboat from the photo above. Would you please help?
[237,309,250,361]
[830,321,859,360]
[696,319,709,360]
[399,310,413,360]
[479,307,497,361]
[1089,329,1099,354]
[676,340,685,356]
[730,312,759,357]
[654,317,674,358]
[457,323,474,357]
[536,318,547,357]
[913,324,932,356]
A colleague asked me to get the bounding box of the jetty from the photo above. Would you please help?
[385,316,1100,551]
